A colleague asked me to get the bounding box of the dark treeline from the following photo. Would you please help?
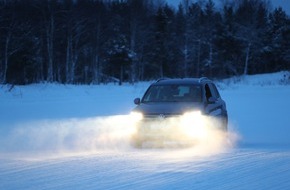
[0,0,289,85]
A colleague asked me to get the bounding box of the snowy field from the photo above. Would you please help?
[0,72,290,190]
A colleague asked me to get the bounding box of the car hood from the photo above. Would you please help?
[133,102,203,115]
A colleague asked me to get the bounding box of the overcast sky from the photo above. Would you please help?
[166,0,290,15]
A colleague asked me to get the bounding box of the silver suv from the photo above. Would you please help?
[131,77,228,147]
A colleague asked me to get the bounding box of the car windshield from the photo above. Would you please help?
[142,84,202,103]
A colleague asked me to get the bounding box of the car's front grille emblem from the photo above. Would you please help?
[158,114,166,120]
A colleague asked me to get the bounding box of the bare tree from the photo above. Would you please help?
[36,0,57,82]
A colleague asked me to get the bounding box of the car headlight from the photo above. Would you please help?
[181,111,204,126]
[129,111,143,122]
[182,111,202,119]
[181,111,207,139]
[182,111,202,124]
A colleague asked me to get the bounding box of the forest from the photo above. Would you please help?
[0,0,289,85]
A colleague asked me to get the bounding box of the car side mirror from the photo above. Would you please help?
[208,97,217,104]
[134,98,141,105]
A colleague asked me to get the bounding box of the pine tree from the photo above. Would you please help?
[265,7,290,72]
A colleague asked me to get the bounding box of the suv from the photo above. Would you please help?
[131,77,228,147]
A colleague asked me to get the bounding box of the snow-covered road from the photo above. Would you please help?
[0,72,290,189]
[1,148,290,190]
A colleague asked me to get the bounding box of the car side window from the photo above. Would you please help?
[209,83,220,98]
[205,84,212,101]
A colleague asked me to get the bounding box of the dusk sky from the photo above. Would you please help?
[166,0,290,15]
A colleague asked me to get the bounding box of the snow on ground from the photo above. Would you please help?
[0,71,290,189]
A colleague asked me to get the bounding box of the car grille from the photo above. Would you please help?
[143,114,180,121]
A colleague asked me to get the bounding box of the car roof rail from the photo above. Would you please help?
[198,77,209,83]
[156,77,170,82]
